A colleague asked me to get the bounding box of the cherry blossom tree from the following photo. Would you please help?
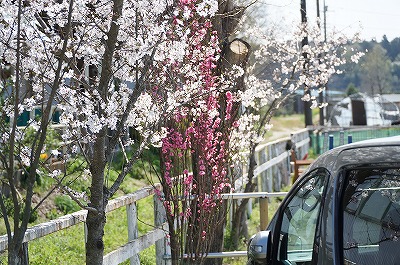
[0,0,228,264]
[0,0,77,263]
[227,20,365,248]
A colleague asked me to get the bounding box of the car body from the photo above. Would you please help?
[247,135,400,265]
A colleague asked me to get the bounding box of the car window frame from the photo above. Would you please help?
[271,167,331,264]
[337,164,400,265]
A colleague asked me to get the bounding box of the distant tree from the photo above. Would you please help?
[360,45,392,95]
[359,39,378,53]
[391,54,400,92]
[390,38,400,60]
[381,35,392,59]
[381,36,400,61]
[346,83,359,96]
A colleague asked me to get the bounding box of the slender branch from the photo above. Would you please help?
[10,0,23,237]
[18,0,76,243]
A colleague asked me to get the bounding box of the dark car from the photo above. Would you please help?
[247,136,400,265]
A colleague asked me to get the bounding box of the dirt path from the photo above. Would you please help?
[267,115,305,140]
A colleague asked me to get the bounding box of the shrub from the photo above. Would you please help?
[54,195,80,215]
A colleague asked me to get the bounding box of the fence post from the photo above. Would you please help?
[339,131,344,146]
[154,185,171,265]
[323,132,329,152]
[329,135,334,150]
[259,198,269,230]
[127,202,140,265]
[272,143,280,192]
[348,135,353,144]
[84,222,88,244]
[266,145,273,192]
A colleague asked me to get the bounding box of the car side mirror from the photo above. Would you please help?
[247,230,271,264]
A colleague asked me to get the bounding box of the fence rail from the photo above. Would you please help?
[236,128,309,192]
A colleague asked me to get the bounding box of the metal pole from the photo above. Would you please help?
[323,0,327,42]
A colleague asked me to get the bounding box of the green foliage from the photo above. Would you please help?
[0,197,14,220]
[111,146,160,181]
[360,44,392,95]
[46,208,59,220]
[54,196,80,215]
[330,38,400,93]
[22,126,60,155]
[28,208,38,223]
[346,83,359,96]
[0,197,38,224]
[381,35,400,61]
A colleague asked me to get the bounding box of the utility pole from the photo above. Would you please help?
[324,0,327,42]
[316,0,324,126]
[323,0,328,124]
[301,0,313,127]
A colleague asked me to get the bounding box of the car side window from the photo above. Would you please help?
[277,168,328,264]
[342,168,400,265]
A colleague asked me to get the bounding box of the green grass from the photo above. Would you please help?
[29,223,86,264]
[0,159,158,264]
[26,193,157,264]
[267,112,320,141]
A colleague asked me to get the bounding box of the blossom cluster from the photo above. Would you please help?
[0,0,225,219]
[231,20,365,152]
[0,0,222,153]
[153,2,239,254]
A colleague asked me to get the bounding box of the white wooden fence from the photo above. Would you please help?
[0,186,171,265]
[0,189,289,263]
[238,128,310,192]
[0,129,310,263]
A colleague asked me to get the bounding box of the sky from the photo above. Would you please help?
[261,0,400,41]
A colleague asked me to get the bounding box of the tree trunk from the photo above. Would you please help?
[86,210,106,265]
[229,145,257,249]
[8,242,28,265]
[84,0,122,263]
[86,131,107,265]
[203,201,227,265]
